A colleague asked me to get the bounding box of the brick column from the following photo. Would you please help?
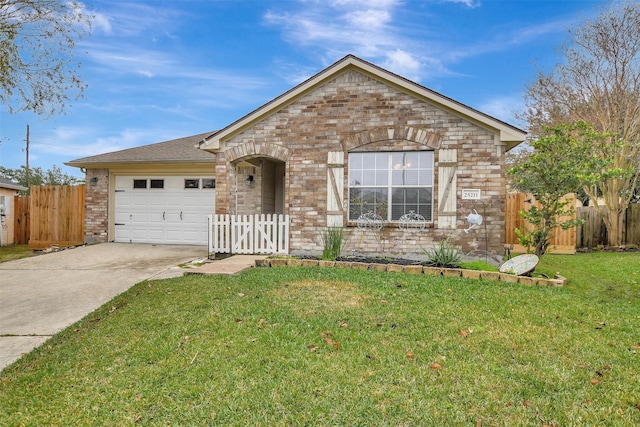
[84,168,109,244]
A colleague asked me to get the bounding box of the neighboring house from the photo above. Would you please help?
[0,177,28,246]
[67,54,527,257]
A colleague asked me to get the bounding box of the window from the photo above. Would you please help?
[133,179,147,189]
[150,179,164,189]
[348,151,433,222]
[202,178,216,189]
[184,179,200,189]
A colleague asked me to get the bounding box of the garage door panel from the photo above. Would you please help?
[114,228,131,241]
[180,213,207,226]
[147,213,165,224]
[148,196,165,208]
[146,230,165,243]
[115,177,214,245]
[133,197,150,208]
[115,211,131,222]
[165,195,184,207]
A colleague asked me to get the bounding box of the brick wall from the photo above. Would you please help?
[235,164,261,215]
[217,69,506,259]
[84,168,109,244]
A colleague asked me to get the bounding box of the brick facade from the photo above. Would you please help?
[217,70,508,259]
[77,57,523,261]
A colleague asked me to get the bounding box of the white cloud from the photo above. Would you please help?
[330,0,401,7]
[264,0,582,86]
[93,129,163,153]
[92,2,184,38]
[345,9,391,28]
[83,41,266,88]
[443,0,481,8]
[33,126,186,160]
[382,50,422,81]
[477,95,525,125]
[30,125,122,157]
[264,0,446,82]
[91,11,112,34]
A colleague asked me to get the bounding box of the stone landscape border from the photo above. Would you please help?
[255,258,567,287]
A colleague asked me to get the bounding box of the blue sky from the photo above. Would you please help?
[0,0,604,177]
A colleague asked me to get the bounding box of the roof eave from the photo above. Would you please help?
[0,183,28,191]
[199,54,527,152]
[199,56,362,151]
[65,159,217,169]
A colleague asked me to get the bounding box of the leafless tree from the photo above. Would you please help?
[0,0,92,116]
[522,0,640,246]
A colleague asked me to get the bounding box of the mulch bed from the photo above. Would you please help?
[298,255,435,267]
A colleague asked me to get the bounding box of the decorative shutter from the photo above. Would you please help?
[327,151,345,227]
[437,149,457,229]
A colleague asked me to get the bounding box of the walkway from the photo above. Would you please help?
[184,255,266,275]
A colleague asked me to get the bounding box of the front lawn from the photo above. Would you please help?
[1,253,639,425]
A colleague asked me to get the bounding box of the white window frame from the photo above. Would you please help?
[348,151,434,222]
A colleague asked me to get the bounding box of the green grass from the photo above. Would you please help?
[1,253,639,425]
[0,244,36,263]
[460,259,499,271]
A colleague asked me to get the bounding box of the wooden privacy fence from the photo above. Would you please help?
[13,195,30,244]
[209,214,290,255]
[28,185,85,249]
[576,204,640,247]
[505,193,577,254]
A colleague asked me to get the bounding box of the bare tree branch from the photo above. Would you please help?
[521,0,640,246]
[0,0,93,115]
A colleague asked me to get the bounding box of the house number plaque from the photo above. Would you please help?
[462,189,481,200]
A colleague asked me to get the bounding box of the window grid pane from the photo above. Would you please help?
[133,179,147,189]
[348,188,389,221]
[349,152,433,222]
[391,188,433,221]
[150,179,164,189]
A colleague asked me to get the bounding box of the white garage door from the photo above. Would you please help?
[114,176,215,245]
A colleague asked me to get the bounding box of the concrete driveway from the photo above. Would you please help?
[0,243,207,371]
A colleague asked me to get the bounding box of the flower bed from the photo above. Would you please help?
[255,258,566,287]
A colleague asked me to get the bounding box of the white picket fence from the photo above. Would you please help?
[209,214,290,254]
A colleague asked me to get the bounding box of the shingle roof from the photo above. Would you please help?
[0,177,28,191]
[65,131,217,168]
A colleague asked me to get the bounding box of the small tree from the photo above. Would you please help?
[522,0,640,246]
[508,122,619,257]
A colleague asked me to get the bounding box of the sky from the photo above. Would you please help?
[0,0,606,178]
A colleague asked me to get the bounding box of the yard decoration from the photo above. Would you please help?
[499,254,539,276]
[356,211,384,232]
[398,210,427,231]
[463,199,488,262]
[463,209,483,233]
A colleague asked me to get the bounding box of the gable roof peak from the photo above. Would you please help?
[199,54,526,151]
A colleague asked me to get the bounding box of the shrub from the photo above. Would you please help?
[321,227,344,260]
[423,239,464,268]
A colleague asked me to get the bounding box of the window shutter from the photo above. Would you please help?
[327,151,345,227]
[437,149,457,229]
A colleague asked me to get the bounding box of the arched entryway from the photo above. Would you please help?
[233,157,285,216]
[208,142,291,255]
[224,142,289,216]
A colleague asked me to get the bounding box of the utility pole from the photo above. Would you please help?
[25,124,30,190]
